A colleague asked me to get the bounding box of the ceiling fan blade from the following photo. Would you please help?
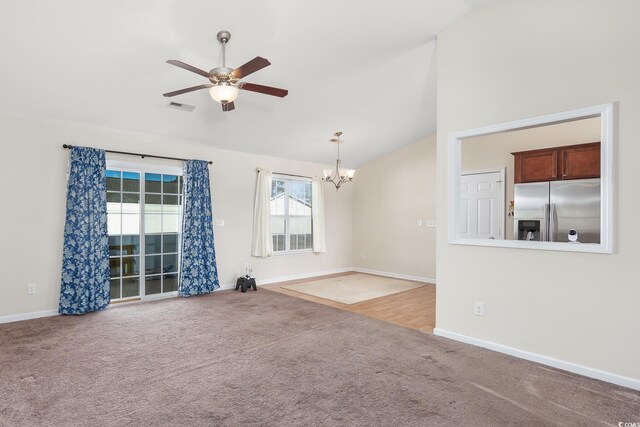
[166,60,212,78]
[240,82,288,98]
[163,84,212,97]
[222,101,235,112]
[231,57,271,79]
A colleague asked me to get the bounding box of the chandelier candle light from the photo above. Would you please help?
[322,132,355,190]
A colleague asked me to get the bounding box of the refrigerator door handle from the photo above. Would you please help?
[543,203,549,241]
[549,203,557,242]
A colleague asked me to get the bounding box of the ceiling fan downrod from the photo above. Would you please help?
[216,30,231,68]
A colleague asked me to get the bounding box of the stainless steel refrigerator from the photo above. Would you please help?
[513,178,600,243]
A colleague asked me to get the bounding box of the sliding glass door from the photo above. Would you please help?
[143,173,182,296]
[106,163,183,301]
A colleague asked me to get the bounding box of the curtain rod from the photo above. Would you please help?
[62,144,213,165]
[257,168,312,179]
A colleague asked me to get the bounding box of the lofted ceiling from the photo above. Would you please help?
[0,0,507,167]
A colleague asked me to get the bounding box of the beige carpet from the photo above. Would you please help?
[1,289,639,426]
[280,273,425,304]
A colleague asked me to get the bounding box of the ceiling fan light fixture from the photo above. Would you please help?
[164,30,288,111]
[209,83,239,103]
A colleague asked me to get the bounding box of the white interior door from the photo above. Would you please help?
[459,171,504,239]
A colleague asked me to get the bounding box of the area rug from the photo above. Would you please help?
[280,273,425,304]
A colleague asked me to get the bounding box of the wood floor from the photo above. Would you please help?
[263,272,436,333]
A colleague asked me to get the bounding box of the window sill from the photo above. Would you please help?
[273,249,314,257]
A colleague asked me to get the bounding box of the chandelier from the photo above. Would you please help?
[322,132,355,190]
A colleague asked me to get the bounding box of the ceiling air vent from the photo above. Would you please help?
[167,102,195,112]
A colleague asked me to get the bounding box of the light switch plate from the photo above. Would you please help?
[216,219,225,227]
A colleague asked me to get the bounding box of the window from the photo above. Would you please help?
[107,164,183,301]
[271,177,313,253]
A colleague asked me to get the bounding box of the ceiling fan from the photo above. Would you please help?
[163,30,288,112]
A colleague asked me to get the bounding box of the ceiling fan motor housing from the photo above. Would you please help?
[208,67,235,84]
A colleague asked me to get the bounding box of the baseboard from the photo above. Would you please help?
[1,267,418,324]
[353,267,436,284]
[0,309,59,324]
[433,328,640,392]
[0,270,352,324]
[213,268,356,291]
[255,267,354,286]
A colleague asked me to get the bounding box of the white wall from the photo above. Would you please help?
[352,135,437,281]
[436,0,640,383]
[0,116,353,318]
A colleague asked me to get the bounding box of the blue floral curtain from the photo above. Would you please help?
[179,160,219,296]
[59,146,110,314]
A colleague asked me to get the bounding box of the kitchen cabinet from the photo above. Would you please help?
[513,142,600,183]
[560,143,600,180]
[513,147,558,183]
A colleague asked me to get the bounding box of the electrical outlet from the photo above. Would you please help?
[215,219,225,227]
[27,283,36,295]
[426,220,438,228]
[473,302,485,316]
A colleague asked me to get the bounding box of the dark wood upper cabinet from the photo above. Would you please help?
[514,148,558,183]
[513,142,600,183]
[560,143,600,180]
